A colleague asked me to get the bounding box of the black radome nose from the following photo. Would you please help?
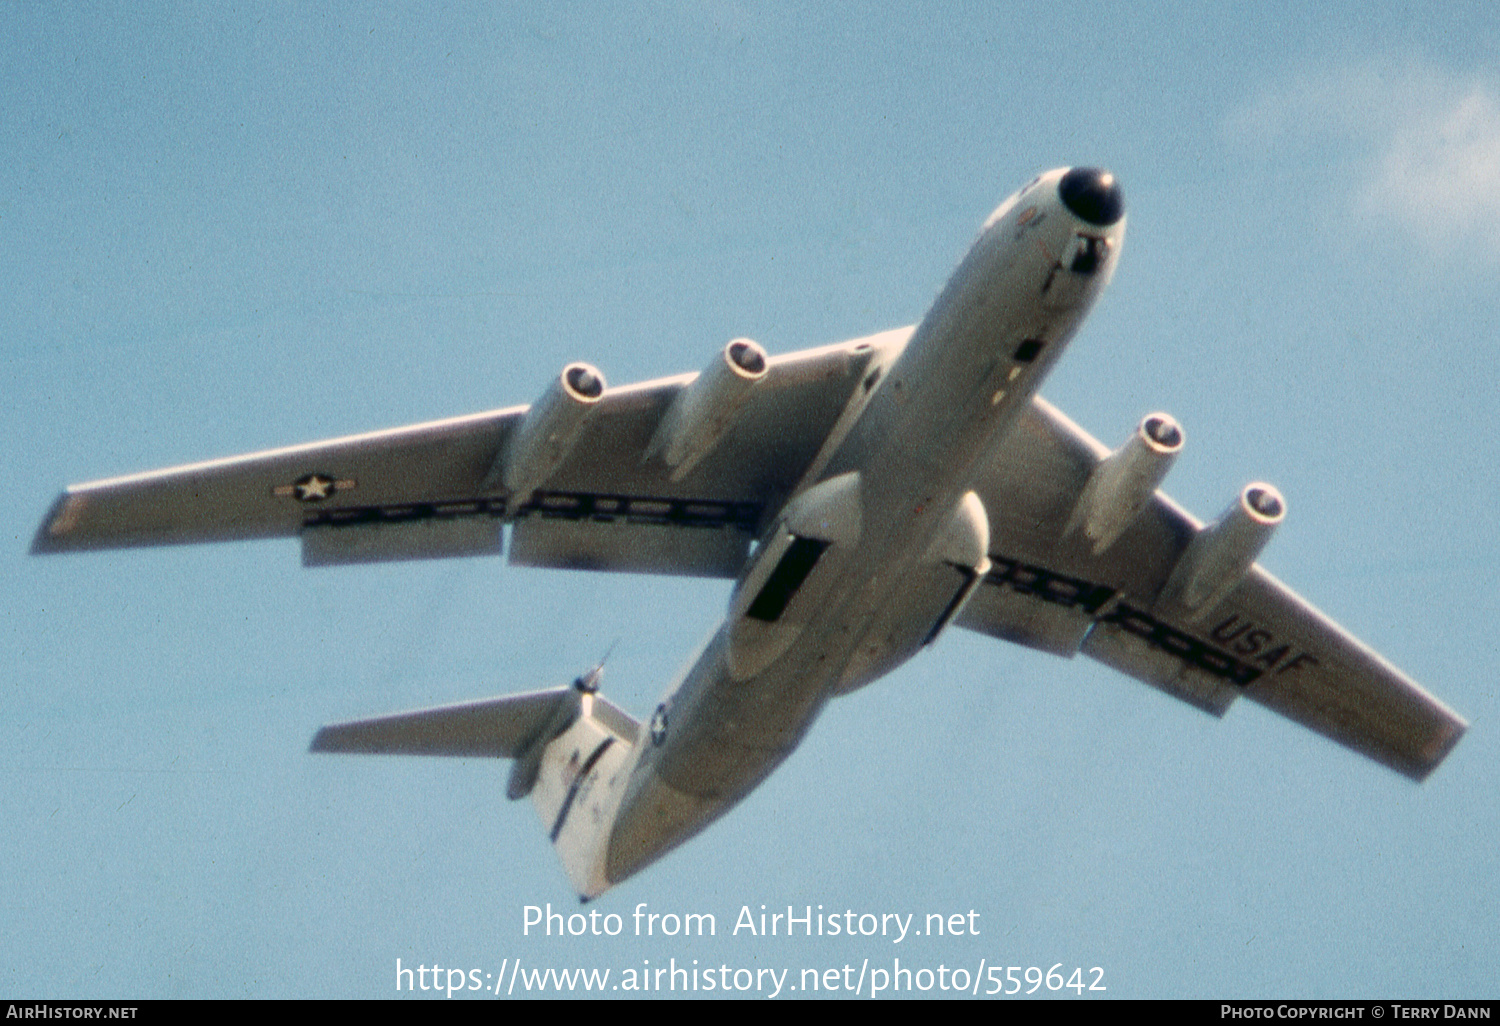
[1058,167,1124,226]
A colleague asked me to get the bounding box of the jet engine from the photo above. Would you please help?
[1065,412,1184,553]
[1158,482,1285,616]
[490,362,606,503]
[647,338,768,481]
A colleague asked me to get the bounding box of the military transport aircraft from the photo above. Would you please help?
[33,167,1466,898]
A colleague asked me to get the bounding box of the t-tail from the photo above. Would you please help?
[310,663,641,899]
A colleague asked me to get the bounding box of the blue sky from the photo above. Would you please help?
[4,2,1498,999]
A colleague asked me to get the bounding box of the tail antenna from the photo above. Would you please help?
[572,639,619,694]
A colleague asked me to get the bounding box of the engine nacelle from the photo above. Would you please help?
[1159,482,1285,616]
[489,362,606,503]
[1066,412,1184,554]
[647,338,768,481]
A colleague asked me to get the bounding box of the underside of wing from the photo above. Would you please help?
[34,333,890,577]
[33,406,522,555]
[960,397,1466,780]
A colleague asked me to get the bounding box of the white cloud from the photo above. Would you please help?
[1227,63,1500,258]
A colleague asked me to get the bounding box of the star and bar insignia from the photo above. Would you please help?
[273,473,356,503]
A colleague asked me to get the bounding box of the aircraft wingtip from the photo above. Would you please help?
[30,491,83,555]
[1402,711,1468,783]
[1424,716,1468,781]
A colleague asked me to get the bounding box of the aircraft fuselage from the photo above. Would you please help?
[574,168,1128,894]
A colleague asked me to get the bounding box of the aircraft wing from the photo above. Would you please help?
[958,397,1466,781]
[33,335,886,576]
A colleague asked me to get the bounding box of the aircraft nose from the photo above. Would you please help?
[1058,167,1124,227]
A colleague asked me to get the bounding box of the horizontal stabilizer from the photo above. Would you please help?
[310,687,575,758]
